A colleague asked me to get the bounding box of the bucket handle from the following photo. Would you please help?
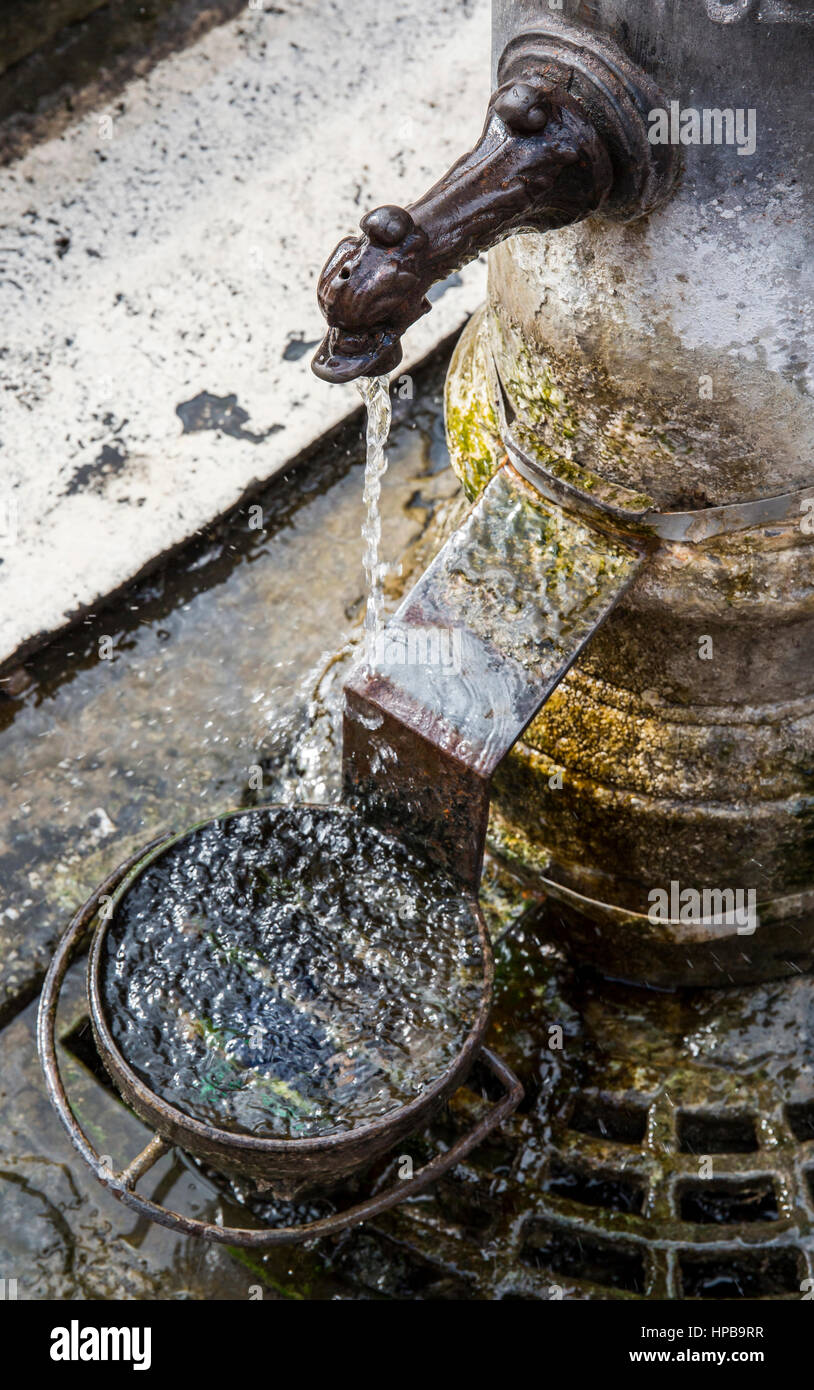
[38,847,523,1249]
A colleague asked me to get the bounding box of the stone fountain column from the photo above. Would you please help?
[445,0,814,985]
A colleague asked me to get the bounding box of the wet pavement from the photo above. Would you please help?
[0,353,532,1299]
[0,360,461,1024]
[4,353,813,1301]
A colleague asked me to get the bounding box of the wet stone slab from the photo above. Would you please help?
[0,363,464,1024]
[0,0,488,670]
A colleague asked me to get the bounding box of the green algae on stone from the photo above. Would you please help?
[444,307,505,501]
[489,312,681,501]
[510,420,655,516]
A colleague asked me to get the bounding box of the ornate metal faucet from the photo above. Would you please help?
[312,20,677,383]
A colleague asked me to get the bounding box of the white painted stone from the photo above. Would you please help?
[0,0,490,667]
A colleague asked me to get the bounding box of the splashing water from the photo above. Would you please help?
[101,807,486,1139]
[356,375,392,667]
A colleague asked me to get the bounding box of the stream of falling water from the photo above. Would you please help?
[356,375,392,667]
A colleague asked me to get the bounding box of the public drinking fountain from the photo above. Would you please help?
[39,3,814,1293]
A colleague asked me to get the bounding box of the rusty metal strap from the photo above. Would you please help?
[506,423,814,543]
[494,370,814,543]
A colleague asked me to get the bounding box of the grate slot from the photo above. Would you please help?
[568,1094,648,1145]
[679,1247,802,1299]
[334,1230,474,1300]
[677,1110,759,1154]
[677,1177,778,1225]
[546,1157,645,1214]
[521,1218,646,1294]
[433,1174,497,1234]
[786,1100,814,1142]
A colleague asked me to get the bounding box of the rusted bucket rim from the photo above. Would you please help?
[87,803,495,1162]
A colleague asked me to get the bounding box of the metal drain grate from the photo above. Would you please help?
[329,924,814,1300]
[56,923,814,1300]
[347,1073,814,1299]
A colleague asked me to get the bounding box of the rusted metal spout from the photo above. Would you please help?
[311,24,677,384]
[312,84,610,383]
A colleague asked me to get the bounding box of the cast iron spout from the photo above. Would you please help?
[311,18,678,385]
[312,78,613,383]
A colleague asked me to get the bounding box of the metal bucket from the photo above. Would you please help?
[39,805,522,1247]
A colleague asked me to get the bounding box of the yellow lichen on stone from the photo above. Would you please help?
[444,307,505,500]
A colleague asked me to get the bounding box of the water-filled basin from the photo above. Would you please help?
[88,805,493,1194]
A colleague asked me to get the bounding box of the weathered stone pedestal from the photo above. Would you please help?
[445,0,814,986]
